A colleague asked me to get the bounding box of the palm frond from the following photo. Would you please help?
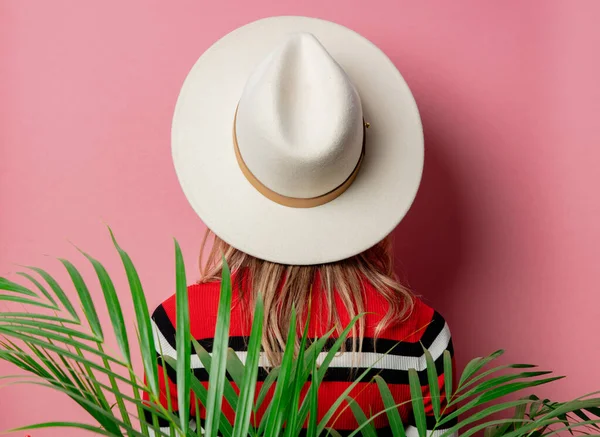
[203,257,233,437]
[1,230,600,437]
[232,295,263,437]
[109,227,158,398]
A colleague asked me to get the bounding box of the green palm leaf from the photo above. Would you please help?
[345,395,377,437]
[458,363,537,394]
[461,418,532,437]
[542,419,600,437]
[285,315,311,437]
[346,402,414,437]
[0,324,125,364]
[10,377,151,436]
[24,266,80,321]
[109,227,158,397]
[306,353,319,437]
[161,354,234,437]
[79,246,142,434]
[254,367,280,413]
[314,318,391,435]
[232,295,264,437]
[298,316,362,431]
[458,350,504,387]
[374,375,406,437]
[15,271,58,306]
[59,258,103,340]
[300,326,336,381]
[226,348,246,387]
[191,338,239,411]
[0,277,38,297]
[10,421,126,437]
[0,294,56,310]
[27,345,121,434]
[443,350,453,403]
[174,239,192,433]
[0,318,100,341]
[423,347,441,419]
[454,371,555,404]
[204,258,233,437]
[439,376,564,428]
[0,327,144,387]
[439,399,540,437]
[0,312,76,324]
[3,358,167,420]
[499,399,600,437]
[263,308,297,436]
[80,248,131,363]
[408,368,427,437]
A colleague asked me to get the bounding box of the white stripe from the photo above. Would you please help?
[152,320,451,372]
[406,426,458,437]
[147,427,170,437]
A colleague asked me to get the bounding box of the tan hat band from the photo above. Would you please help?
[233,107,366,208]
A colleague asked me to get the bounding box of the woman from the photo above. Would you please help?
[150,16,456,436]
[151,231,455,436]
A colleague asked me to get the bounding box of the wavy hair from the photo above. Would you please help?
[198,229,413,365]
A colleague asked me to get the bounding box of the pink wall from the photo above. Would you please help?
[1,1,599,435]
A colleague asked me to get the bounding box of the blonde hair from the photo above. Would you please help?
[198,229,413,365]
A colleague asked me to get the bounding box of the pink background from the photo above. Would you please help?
[1,1,600,435]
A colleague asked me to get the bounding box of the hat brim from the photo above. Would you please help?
[172,16,424,265]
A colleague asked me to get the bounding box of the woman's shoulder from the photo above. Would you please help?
[151,280,230,341]
[364,288,451,347]
[153,280,221,315]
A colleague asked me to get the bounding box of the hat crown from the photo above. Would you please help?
[235,33,364,199]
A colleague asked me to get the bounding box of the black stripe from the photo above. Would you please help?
[153,306,448,358]
[143,409,201,430]
[152,304,177,346]
[158,341,453,385]
[143,408,174,427]
[419,311,447,349]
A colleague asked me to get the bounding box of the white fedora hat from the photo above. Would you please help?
[172,16,424,265]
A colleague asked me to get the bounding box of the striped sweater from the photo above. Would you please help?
[147,273,457,436]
